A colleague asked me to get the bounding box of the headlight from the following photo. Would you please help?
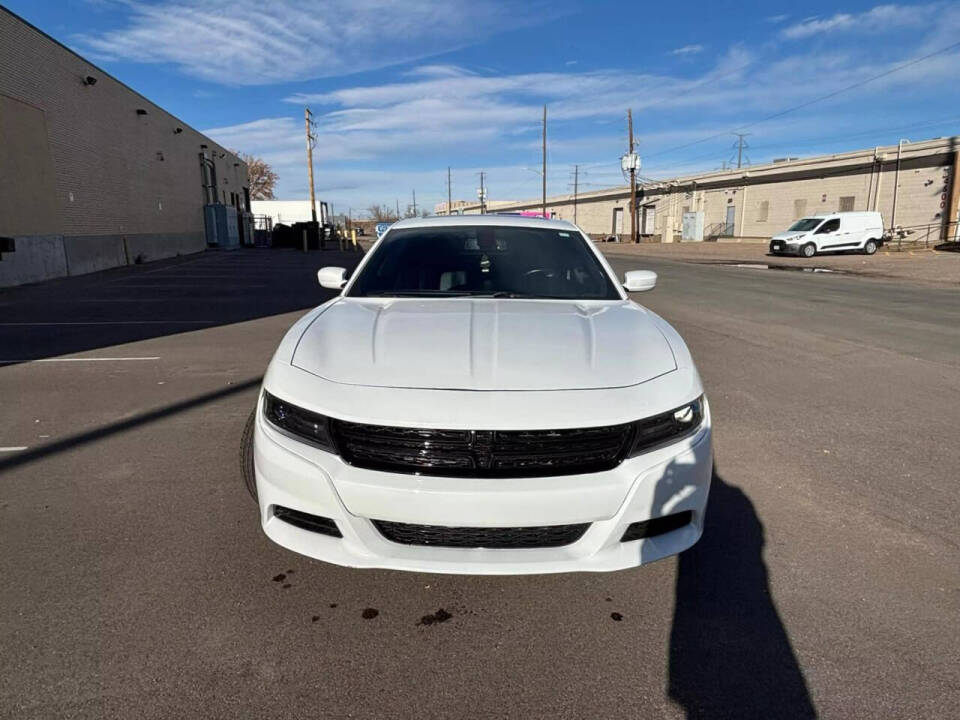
[627,395,704,457]
[262,391,337,452]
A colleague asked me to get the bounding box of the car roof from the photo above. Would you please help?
[388,215,579,231]
[810,211,880,218]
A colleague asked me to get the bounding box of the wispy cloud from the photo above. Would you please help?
[670,44,704,56]
[782,3,938,39]
[74,0,546,84]
[198,2,960,210]
[765,14,789,23]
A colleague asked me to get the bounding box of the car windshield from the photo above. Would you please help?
[788,218,822,231]
[347,225,621,300]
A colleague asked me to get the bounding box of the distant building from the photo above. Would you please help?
[251,200,331,226]
[0,7,249,287]
[459,137,960,243]
[434,199,473,215]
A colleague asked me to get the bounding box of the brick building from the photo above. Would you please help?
[457,137,960,245]
[0,7,249,287]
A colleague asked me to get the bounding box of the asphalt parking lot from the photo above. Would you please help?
[1,248,958,718]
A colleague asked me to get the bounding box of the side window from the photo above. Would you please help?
[816,219,840,234]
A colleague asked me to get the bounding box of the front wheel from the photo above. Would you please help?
[863,239,878,255]
[801,243,817,258]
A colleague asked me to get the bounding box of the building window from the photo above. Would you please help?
[839,195,855,212]
[794,199,807,219]
[756,200,769,223]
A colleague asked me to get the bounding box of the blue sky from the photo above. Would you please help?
[7,0,960,214]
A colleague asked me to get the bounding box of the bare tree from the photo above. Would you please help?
[366,204,397,222]
[235,151,278,200]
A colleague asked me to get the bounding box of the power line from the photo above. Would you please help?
[636,114,960,176]
[644,39,960,161]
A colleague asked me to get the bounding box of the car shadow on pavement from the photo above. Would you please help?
[0,248,362,365]
[0,377,261,474]
[666,469,817,719]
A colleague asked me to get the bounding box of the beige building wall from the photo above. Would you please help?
[0,8,247,286]
[458,138,959,244]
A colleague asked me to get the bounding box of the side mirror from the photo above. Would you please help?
[317,266,347,290]
[623,270,657,293]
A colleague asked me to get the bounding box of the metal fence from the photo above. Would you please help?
[886,220,959,250]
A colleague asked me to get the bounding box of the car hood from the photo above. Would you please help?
[291,298,677,391]
[772,231,808,241]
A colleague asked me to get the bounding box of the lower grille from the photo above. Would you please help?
[273,506,342,538]
[373,520,589,549]
[620,510,691,542]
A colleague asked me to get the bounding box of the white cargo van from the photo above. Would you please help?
[769,212,885,257]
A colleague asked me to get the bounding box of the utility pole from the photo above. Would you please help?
[412,189,417,216]
[396,199,400,220]
[734,132,750,169]
[541,104,547,217]
[304,107,318,223]
[573,164,579,225]
[447,166,452,215]
[628,108,637,243]
[478,171,486,214]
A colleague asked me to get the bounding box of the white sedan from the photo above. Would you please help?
[243,215,712,574]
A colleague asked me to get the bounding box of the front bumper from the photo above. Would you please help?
[769,240,800,255]
[252,396,713,575]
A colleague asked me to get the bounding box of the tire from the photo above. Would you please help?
[240,409,258,501]
[863,239,878,255]
[801,243,816,258]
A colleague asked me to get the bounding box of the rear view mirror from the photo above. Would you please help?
[623,270,657,292]
[317,266,347,290]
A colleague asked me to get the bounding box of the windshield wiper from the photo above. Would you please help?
[363,290,583,299]
[484,292,578,299]
[364,290,477,297]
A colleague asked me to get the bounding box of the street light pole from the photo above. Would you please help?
[304,107,318,223]
[542,105,547,217]
[573,164,579,225]
[628,109,637,243]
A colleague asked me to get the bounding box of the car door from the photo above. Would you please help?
[813,218,841,250]
[838,216,864,248]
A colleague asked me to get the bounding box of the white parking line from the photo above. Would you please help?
[0,357,160,364]
[0,321,216,326]
[0,446,28,452]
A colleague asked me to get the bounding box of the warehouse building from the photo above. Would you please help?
[0,7,249,287]
[251,200,332,227]
[459,137,960,245]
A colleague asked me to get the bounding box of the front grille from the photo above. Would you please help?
[373,520,590,549]
[329,419,634,478]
